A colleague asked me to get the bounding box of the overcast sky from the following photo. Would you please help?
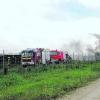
[0,0,100,53]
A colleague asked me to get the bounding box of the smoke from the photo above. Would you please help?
[61,40,85,54]
[92,33,100,39]
[61,33,100,56]
[86,44,95,55]
[91,33,100,52]
[69,40,83,53]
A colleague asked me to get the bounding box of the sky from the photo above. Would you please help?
[0,0,100,53]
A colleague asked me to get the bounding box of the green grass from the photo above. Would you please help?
[0,62,100,100]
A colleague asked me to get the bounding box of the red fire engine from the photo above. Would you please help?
[50,50,66,63]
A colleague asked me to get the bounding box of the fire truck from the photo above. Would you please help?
[50,50,71,63]
[21,48,50,67]
[21,48,71,66]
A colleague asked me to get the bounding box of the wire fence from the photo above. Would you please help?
[0,49,21,74]
[0,49,99,75]
[69,52,96,61]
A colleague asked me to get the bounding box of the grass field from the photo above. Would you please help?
[0,62,100,100]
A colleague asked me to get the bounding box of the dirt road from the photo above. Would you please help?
[57,79,100,100]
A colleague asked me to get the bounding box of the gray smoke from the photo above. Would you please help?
[61,40,85,54]
[61,34,100,55]
[86,44,95,54]
[92,33,100,52]
[92,33,100,39]
[69,40,83,53]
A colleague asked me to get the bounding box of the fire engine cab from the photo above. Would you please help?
[50,50,66,63]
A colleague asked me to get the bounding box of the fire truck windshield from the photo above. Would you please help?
[21,50,33,57]
[50,51,59,55]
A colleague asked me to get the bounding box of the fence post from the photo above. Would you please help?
[3,50,8,75]
[3,50,4,71]
[73,52,74,61]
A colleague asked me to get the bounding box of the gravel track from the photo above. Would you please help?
[57,79,100,100]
